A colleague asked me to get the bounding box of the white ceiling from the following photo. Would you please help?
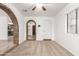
[12,3,68,17]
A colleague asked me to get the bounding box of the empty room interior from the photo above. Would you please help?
[0,3,79,56]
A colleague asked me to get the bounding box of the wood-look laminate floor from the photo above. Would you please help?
[0,40,14,55]
[5,41,73,56]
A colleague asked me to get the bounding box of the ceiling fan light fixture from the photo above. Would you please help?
[36,4,43,8]
[42,6,46,11]
[32,4,46,11]
[32,6,36,11]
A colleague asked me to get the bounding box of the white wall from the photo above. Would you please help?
[54,3,79,56]
[0,3,55,43]
[24,16,54,41]
[0,16,8,40]
[0,9,11,40]
[0,3,55,44]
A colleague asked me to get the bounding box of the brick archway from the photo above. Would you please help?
[0,3,19,46]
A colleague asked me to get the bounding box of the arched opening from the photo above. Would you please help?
[0,3,19,46]
[26,20,36,40]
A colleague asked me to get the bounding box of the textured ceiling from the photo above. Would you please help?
[12,3,68,17]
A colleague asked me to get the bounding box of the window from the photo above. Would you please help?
[67,10,76,33]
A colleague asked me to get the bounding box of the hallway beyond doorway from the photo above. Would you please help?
[5,41,73,56]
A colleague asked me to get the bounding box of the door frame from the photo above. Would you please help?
[26,20,36,41]
[0,3,19,46]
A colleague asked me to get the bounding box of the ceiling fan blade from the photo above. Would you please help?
[32,6,36,11]
[42,6,46,11]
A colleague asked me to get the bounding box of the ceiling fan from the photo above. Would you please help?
[32,4,46,11]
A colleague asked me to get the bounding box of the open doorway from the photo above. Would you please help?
[8,19,14,43]
[26,20,36,41]
[0,3,19,46]
[0,3,19,55]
